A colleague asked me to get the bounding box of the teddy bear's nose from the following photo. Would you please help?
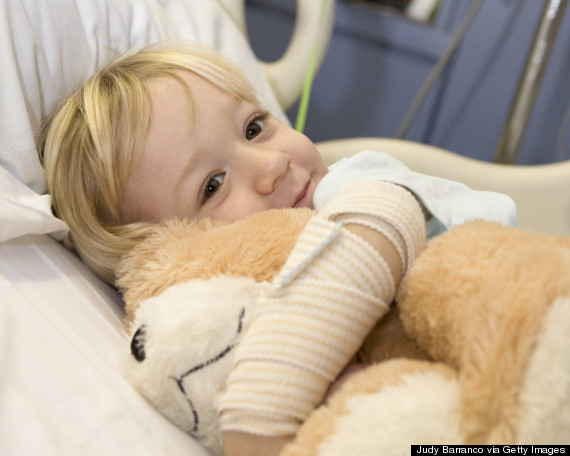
[131,325,147,362]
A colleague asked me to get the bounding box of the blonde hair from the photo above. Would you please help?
[41,43,260,284]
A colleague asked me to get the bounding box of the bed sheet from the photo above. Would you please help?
[0,234,212,456]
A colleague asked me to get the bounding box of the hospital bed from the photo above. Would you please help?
[1,1,569,455]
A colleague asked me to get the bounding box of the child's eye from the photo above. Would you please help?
[245,112,269,141]
[201,173,225,202]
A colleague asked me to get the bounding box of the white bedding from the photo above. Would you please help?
[0,0,287,454]
[0,235,213,455]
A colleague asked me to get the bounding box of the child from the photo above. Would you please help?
[41,43,516,456]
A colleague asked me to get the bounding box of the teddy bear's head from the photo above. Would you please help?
[116,208,313,454]
[116,207,314,328]
[120,275,262,454]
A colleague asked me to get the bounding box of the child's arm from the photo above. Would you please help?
[219,181,426,455]
[222,223,403,456]
[223,432,291,456]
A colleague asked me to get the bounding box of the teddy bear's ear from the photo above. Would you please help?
[118,208,314,329]
[130,325,147,362]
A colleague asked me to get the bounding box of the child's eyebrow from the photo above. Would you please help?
[172,96,242,204]
[172,111,199,202]
[173,135,200,207]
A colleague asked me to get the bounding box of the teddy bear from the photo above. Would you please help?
[116,208,570,455]
[282,220,570,455]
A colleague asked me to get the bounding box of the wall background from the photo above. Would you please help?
[245,0,570,165]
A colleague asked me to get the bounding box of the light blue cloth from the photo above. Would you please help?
[313,150,517,238]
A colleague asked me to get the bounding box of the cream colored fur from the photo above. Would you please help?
[117,208,313,328]
[282,360,461,456]
[119,276,261,455]
[116,210,570,453]
[399,221,570,444]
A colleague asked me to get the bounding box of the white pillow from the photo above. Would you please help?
[0,0,285,242]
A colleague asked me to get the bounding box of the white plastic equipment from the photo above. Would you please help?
[221,0,336,110]
[317,138,570,236]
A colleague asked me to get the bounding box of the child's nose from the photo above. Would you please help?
[247,148,290,194]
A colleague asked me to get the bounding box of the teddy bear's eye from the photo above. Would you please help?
[131,325,147,362]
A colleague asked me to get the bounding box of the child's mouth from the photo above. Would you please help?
[294,181,310,208]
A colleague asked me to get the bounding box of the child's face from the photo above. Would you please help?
[119,71,328,224]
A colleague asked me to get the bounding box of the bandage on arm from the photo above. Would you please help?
[219,181,426,438]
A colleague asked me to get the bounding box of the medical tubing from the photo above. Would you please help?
[295,0,331,133]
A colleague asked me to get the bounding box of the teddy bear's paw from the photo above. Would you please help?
[458,295,570,445]
[397,221,570,445]
[118,275,263,456]
[283,359,462,456]
[515,295,570,444]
